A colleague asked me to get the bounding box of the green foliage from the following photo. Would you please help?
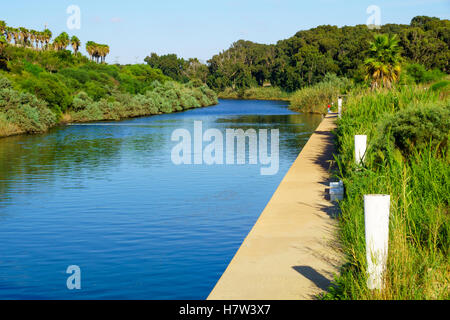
[328,85,450,299]
[0,75,56,134]
[19,72,73,114]
[218,86,291,101]
[364,34,402,89]
[405,63,446,84]
[430,80,450,92]
[205,17,449,93]
[69,81,217,122]
[375,103,450,158]
[144,53,210,84]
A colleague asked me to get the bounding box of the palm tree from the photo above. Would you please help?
[70,35,81,55]
[12,28,20,46]
[53,32,69,50]
[5,27,13,44]
[99,44,109,63]
[30,30,38,49]
[43,28,52,50]
[19,27,30,47]
[0,21,6,36]
[37,31,44,50]
[364,34,402,89]
[86,41,95,61]
[85,41,110,63]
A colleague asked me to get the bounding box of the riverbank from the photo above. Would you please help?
[0,75,218,138]
[208,113,341,300]
[324,83,449,299]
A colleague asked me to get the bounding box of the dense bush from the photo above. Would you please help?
[0,75,56,135]
[69,81,217,122]
[405,63,446,84]
[430,80,449,93]
[19,73,73,114]
[375,103,450,158]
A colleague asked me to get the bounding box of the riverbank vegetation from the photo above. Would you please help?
[218,86,291,101]
[322,80,449,300]
[0,21,218,137]
[314,30,450,299]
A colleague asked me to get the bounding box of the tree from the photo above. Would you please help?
[0,21,6,36]
[144,53,188,82]
[86,41,109,63]
[364,34,402,89]
[53,32,69,50]
[19,27,30,47]
[70,35,81,55]
[43,28,52,50]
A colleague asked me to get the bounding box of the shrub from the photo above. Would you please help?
[72,91,94,111]
[405,63,446,84]
[20,73,73,114]
[375,102,450,158]
[0,83,56,133]
[0,75,12,89]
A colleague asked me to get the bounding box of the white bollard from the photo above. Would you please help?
[364,194,390,290]
[355,135,367,165]
[338,97,343,118]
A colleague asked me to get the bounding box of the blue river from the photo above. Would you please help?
[0,99,322,299]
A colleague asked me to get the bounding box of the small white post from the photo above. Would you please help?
[364,194,390,290]
[338,97,343,118]
[355,135,367,165]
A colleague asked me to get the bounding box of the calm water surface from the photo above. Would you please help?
[0,99,322,299]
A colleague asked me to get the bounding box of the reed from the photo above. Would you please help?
[322,84,450,300]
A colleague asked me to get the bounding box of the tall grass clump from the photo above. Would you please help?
[290,73,352,114]
[324,85,449,300]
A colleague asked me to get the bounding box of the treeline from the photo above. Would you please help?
[0,20,109,63]
[144,53,209,84]
[145,16,449,92]
[207,16,448,92]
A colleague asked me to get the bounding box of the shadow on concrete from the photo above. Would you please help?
[292,266,332,291]
[317,203,340,219]
[311,130,337,173]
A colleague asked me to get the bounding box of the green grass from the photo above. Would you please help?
[289,74,352,114]
[323,85,450,300]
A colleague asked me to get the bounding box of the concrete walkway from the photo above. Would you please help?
[208,113,341,300]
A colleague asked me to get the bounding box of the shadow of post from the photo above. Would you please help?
[292,266,332,291]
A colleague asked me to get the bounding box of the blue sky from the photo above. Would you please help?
[1,0,449,64]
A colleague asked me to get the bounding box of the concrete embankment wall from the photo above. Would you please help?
[208,113,341,300]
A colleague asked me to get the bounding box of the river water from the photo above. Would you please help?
[0,99,322,299]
